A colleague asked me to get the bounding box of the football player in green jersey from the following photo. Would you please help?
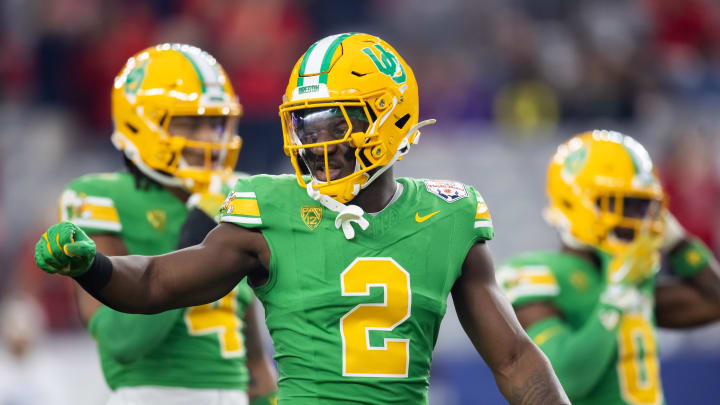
[36,33,569,404]
[497,130,720,405]
[59,44,277,405]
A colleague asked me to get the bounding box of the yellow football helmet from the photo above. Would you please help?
[111,43,242,193]
[279,33,434,203]
[545,130,666,254]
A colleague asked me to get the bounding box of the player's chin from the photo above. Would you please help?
[315,164,359,182]
[181,155,205,167]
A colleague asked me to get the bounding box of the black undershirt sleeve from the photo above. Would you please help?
[178,208,217,249]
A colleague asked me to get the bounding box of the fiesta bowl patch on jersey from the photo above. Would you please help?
[424,180,468,203]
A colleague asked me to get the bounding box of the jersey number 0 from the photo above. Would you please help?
[340,257,411,377]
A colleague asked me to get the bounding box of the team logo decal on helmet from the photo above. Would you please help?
[124,60,148,97]
[361,45,407,84]
[561,146,588,180]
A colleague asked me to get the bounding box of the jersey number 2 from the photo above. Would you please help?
[340,257,411,377]
[185,288,245,358]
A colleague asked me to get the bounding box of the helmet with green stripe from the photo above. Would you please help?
[111,43,242,193]
[280,33,434,203]
[545,130,666,254]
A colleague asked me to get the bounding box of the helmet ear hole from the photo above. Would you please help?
[395,114,411,129]
[124,122,139,134]
[359,148,373,168]
[364,102,377,122]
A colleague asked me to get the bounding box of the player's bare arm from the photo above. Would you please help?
[655,238,720,328]
[452,242,569,405]
[75,234,128,325]
[689,257,720,300]
[244,300,278,401]
[38,221,269,314]
[514,302,562,330]
[103,223,269,313]
[655,280,720,328]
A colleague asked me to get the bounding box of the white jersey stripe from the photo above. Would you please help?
[219,216,262,225]
[71,218,122,232]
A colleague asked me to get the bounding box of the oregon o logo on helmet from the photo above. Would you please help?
[563,146,588,178]
[124,60,149,96]
[361,45,407,84]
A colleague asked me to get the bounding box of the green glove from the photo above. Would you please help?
[34,221,96,277]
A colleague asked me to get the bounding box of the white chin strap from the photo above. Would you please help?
[306,183,369,240]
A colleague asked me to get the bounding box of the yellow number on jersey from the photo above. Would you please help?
[618,315,662,405]
[340,257,411,377]
[184,288,244,358]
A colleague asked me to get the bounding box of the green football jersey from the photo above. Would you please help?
[218,175,493,404]
[60,172,254,390]
[498,251,663,405]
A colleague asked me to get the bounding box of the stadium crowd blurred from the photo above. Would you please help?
[1,0,720,403]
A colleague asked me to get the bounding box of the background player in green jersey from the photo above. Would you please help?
[59,44,277,405]
[35,33,569,404]
[497,130,720,405]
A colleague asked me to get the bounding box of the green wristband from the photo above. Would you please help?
[670,238,713,278]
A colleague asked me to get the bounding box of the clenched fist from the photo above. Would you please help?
[35,221,96,277]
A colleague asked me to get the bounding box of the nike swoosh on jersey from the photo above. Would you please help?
[415,211,440,223]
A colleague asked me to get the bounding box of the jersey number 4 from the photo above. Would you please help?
[184,287,245,358]
[340,257,411,378]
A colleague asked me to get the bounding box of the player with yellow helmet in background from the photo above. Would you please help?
[58,44,277,405]
[35,33,569,404]
[498,130,720,405]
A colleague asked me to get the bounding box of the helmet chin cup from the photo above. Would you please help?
[309,172,368,204]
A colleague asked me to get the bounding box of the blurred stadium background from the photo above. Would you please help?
[2,0,720,403]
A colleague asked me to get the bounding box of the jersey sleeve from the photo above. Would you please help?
[468,186,494,241]
[496,260,560,307]
[218,177,264,229]
[59,180,122,234]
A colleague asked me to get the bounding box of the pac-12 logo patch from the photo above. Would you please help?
[301,206,323,230]
[424,180,468,203]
